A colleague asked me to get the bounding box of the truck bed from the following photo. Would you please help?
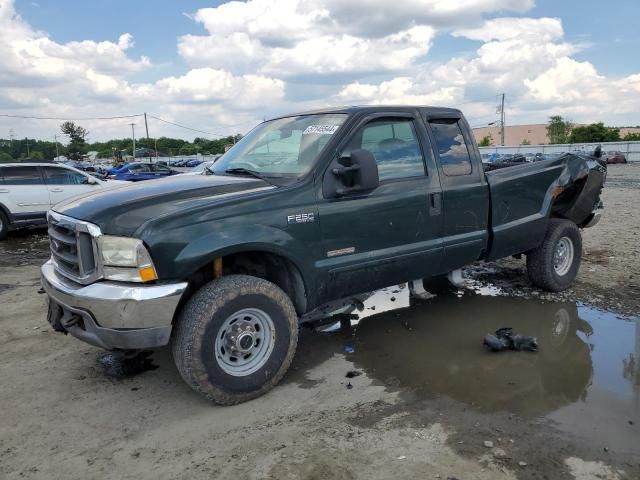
[484,153,606,260]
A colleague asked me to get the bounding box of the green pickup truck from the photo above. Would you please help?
[41,106,605,404]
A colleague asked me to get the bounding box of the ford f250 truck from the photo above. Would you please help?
[41,106,605,404]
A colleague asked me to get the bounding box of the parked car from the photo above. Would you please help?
[185,159,204,168]
[109,162,181,181]
[604,151,627,164]
[40,105,605,404]
[177,159,221,176]
[0,162,124,239]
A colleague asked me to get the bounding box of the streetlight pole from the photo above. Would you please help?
[129,122,136,160]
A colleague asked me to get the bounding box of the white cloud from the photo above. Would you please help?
[178,0,533,77]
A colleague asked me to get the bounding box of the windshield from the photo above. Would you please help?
[212,114,347,183]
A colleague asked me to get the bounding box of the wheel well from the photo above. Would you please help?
[0,203,10,221]
[181,250,308,316]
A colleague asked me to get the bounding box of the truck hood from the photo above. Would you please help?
[52,174,271,236]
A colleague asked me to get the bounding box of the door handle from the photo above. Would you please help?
[50,188,63,192]
[0,189,9,193]
[429,192,442,216]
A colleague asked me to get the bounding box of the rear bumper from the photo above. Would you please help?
[41,260,187,350]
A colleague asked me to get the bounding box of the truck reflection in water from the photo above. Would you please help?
[348,293,594,416]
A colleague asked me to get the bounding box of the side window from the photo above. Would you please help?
[428,119,473,176]
[151,164,170,172]
[344,118,425,181]
[129,164,150,172]
[43,167,88,185]
[1,166,44,185]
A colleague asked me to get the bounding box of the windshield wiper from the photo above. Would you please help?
[224,167,278,185]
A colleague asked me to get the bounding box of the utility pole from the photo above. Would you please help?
[53,134,60,159]
[129,122,136,160]
[497,93,506,146]
[25,137,30,158]
[144,112,152,163]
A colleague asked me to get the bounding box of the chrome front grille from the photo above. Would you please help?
[47,212,101,285]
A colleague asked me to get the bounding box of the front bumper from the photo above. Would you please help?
[41,260,187,350]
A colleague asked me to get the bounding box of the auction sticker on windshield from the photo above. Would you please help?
[303,125,340,135]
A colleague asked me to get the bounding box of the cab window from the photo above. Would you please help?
[428,119,473,176]
[343,118,425,181]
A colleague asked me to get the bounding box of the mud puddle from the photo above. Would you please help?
[0,229,49,268]
[306,285,639,453]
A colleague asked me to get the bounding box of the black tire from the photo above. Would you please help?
[0,210,8,240]
[526,218,582,292]
[171,274,298,405]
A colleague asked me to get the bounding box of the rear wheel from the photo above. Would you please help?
[171,274,298,405]
[0,210,8,240]
[526,219,582,291]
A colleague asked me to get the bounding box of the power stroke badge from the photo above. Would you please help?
[287,213,315,224]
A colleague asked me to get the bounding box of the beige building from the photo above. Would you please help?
[472,124,640,146]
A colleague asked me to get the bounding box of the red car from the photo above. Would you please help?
[605,150,627,164]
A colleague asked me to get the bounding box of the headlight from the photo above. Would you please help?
[97,236,158,283]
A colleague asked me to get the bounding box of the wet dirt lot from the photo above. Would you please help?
[1,164,639,480]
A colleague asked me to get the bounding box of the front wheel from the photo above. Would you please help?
[526,219,582,291]
[171,275,298,405]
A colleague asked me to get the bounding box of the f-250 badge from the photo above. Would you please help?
[287,213,315,224]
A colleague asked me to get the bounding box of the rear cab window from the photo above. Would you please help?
[428,119,473,176]
[0,166,44,185]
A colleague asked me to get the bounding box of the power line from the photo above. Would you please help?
[146,114,233,138]
[0,113,143,121]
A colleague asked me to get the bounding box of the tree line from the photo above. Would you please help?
[0,121,242,162]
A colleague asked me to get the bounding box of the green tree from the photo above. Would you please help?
[569,123,620,143]
[478,134,493,147]
[30,151,44,160]
[623,132,640,141]
[0,152,13,163]
[521,139,531,145]
[60,121,89,160]
[546,116,573,144]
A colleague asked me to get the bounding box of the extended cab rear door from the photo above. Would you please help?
[424,113,489,272]
[317,111,444,298]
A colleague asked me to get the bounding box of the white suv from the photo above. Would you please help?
[0,162,123,239]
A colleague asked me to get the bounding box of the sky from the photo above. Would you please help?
[1,0,639,142]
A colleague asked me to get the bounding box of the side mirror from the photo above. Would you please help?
[87,176,98,185]
[324,149,379,197]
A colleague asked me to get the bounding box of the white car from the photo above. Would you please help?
[0,162,124,239]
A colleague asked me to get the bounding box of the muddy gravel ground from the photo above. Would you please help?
[1,164,639,480]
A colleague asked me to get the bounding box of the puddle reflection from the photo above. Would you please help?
[303,285,639,428]
[352,294,594,415]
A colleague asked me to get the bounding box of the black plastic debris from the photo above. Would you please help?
[483,327,538,352]
[345,370,362,378]
[99,350,159,378]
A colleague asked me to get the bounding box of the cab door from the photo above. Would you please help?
[317,113,444,300]
[42,166,97,207]
[424,115,489,271]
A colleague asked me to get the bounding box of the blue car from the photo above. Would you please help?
[109,162,180,181]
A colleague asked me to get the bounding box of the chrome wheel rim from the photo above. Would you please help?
[553,236,574,276]
[214,308,275,376]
